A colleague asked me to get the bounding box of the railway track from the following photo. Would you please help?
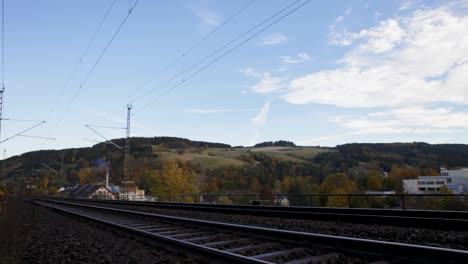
[52,197,468,230]
[26,197,468,263]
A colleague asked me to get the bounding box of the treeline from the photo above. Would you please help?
[254,140,296,147]
[101,136,231,149]
[333,143,468,169]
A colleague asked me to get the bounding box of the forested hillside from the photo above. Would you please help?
[2,138,468,207]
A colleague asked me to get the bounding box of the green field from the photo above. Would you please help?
[147,146,329,170]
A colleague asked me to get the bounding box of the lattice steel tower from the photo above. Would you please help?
[124,104,131,183]
[0,85,4,142]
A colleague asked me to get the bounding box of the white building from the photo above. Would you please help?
[403,167,468,194]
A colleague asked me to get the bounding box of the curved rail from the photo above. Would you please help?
[27,197,468,263]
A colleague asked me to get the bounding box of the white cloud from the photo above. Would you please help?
[335,106,468,135]
[278,6,468,108]
[189,1,222,32]
[252,72,286,93]
[262,33,288,45]
[282,52,311,64]
[185,108,233,114]
[241,67,260,78]
[330,19,406,51]
[251,101,271,126]
[242,68,286,93]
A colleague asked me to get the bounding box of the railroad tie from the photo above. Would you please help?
[225,243,278,253]
[251,248,308,262]
[201,238,251,247]
[284,252,340,264]
[167,232,210,239]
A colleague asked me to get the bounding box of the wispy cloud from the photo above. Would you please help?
[189,1,222,33]
[282,52,311,64]
[251,101,271,126]
[328,8,354,46]
[242,68,286,93]
[329,8,352,29]
[262,33,288,45]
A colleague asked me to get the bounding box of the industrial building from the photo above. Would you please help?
[403,168,468,194]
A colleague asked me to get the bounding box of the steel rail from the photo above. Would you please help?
[30,197,468,263]
[51,197,468,230]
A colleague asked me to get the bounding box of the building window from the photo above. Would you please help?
[419,188,426,191]
[447,178,452,183]
[436,181,444,184]
[427,188,435,191]
[417,181,425,185]
[426,181,435,184]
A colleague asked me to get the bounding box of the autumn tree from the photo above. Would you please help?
[326,188,348,207]
[366,171,383,191]
[320,173,358,206]
[139,160,198,201]
[320,173,358,194]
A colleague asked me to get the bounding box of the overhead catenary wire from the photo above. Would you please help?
[38,0,139,150]
[132,0,312,115]
[65,0,140,112]
[49,0,117,113]
[127,0,257,102]
[128,0,301,107]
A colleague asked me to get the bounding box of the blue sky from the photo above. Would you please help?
[2,0,468,157]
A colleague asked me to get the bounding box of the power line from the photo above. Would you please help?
[65,0,140,112]
[50,0,117,113]
[133,0,311,115]
[127,0,257,102]
[129,0,301,106]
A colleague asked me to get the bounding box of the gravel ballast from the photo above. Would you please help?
[0,198,202,264]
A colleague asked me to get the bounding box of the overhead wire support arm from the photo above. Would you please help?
[17,135,56,140]
[0,121,46,144]
[85,125,123,150]
[86,124,126,130]
[40,163,60,174]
